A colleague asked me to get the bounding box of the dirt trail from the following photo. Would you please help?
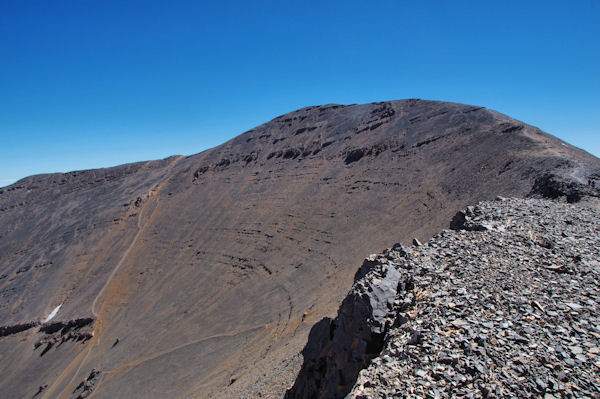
[41,157,182,399]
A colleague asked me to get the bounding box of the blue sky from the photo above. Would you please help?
[1,1,599,186]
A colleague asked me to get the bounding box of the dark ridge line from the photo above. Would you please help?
[39,317,95,334]
[0,321,40,337]
[0,317,96,338]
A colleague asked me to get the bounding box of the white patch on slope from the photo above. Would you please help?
[44,304,62,323]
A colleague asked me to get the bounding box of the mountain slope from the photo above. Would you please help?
[0,99,598,398]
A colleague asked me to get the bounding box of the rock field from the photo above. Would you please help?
[347,197,600,398]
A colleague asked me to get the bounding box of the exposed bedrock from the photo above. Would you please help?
[285,244,411,399]
[528,173,597,203]
[0,321,40,337]
[72,368,102,399]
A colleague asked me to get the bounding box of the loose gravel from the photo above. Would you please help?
[349,197,600,398]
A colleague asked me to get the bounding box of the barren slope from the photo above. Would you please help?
[0,99,598,398]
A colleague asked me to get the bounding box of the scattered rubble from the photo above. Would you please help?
[349,197,600,398]
[72,368,102,399]
[35,318,95,356]
[288,197,600,398]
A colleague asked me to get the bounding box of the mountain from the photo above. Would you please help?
[0,99,598,398]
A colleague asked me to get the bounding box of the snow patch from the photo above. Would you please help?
[44,304,62,323]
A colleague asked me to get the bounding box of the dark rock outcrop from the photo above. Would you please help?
[0,321,39,337]
[528,173,594,203]
[38,317,94,335]
[35,318,95,356]
[72,368,102,399]
[286,244,412,399]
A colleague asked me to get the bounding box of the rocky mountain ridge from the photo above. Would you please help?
[287,195,600,398]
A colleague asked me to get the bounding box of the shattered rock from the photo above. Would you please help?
[528,174,595,203]
[285,246,410,398]
[72,368,102,399]
[286,197,600,398]
[35,317,95,356]
[348,197,600,398]
[0,321,39,337]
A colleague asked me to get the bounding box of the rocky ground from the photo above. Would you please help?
[346,197,600,398]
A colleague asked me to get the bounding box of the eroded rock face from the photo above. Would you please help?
[72,368,102,399]
[528,173,592,203]
[0,321,39,337]
[35,318,95,356]
[0,100,599,398]
[285,246,408,398]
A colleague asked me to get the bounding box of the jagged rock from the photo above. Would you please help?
[0,321,39,337]
[285,252,408,398]
[528,173,591,203]
[34,317,95,356]
[38,317,94,334]
[72,368,102,399]
[33,384,47,397]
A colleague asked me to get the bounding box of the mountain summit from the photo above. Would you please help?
[0,100,598,398]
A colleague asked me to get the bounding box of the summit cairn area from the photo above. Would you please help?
[349,197,600,398]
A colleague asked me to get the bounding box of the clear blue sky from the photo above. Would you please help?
[1,1,599,186]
